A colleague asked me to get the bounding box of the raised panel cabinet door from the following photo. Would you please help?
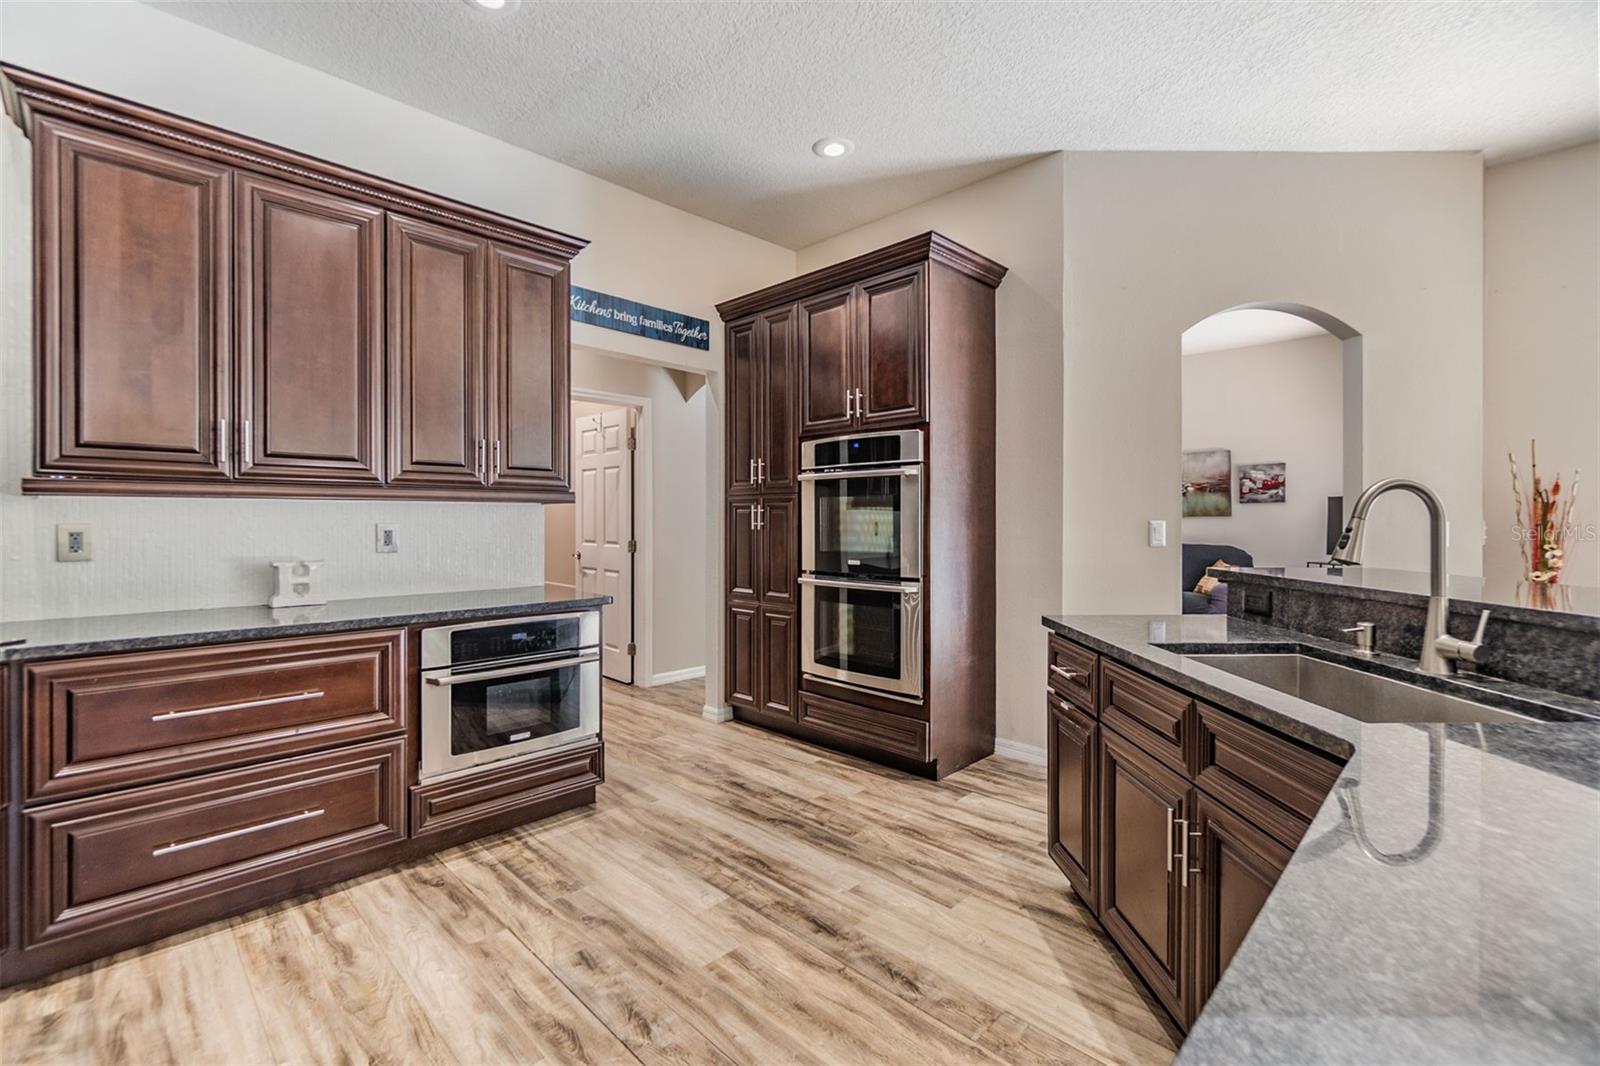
[798,287,855,434]
[1099,727,1190,1027]
[727,499,760,601]
[757,496,797,607]
[1190,791,1292,1025]
[760,608,797,722]
[726,317,761,494]
[235,173,384,482]
[488,242,570,492]
[36,119,230,478]
[854,266,926,429]
[757,305,798,491]
[726,604,760,711]
[387,214,488,485]
[1047,693,1098,911]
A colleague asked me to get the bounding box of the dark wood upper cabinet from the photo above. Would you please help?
[6,65,587,502]
[1099,726,1189,1025]
[34,118,231,479]
[488,243,570,492]
[727,498,759,601]
[235,173,384,483]
[757,496,797,607]
[726,317,761,495]
[757,306,797,492]
[1048,694,1098,912]
[798,287,855,435]
[386,214,489,486]
[854,266,926,428]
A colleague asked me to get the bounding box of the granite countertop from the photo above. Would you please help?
[1042,612,1600,1066]
[1224,565,1600,630]
[0,586,612,663]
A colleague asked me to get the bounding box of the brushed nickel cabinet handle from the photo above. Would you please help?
[749,458,756,483]
[1189,825,1203,880]
[152,808,325,857]
[240,419,253,466]
[151,689,325,722]
[845,388,854,419]
[1166,807,1175,874]
[216,418,227,466]
[1176,816,1192,887]
[493,439,502,476]
[854,387,863,419]
[1050,665,1083,681]
[756,457,765,483]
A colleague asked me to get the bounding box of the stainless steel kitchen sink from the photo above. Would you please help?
[1185,653,1530,725]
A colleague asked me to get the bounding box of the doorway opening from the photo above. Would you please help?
[544,393,646,684]
[1179,302,1362,613]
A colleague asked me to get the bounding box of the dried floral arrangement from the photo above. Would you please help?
[1509,439,1581,584]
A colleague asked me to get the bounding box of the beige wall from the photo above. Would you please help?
[1182,334,1345,567]
[569,349,710,681]
[1483,142,1600,589]
[798,156,1066,754]
[1063,152,1485,617]
[0,0,791,621]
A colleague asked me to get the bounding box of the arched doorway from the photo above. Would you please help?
[1177,302,1362,611]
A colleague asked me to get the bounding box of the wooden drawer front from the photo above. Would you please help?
[1047,635,1098,712]
[25,738,404,947]
[412,739,603,840]
[1195,703,1342,848]
[1101,661,1191,773]
[798,692,929,762]
[25,630,404,801]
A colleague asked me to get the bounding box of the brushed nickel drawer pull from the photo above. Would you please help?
[1049,665,1083,681]
[1175,816,1192,887]
[152,808,325,857]
[151,689,325,722]
[1166,807,1175,873]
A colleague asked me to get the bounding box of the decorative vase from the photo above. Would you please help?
[1509,440,1580,586]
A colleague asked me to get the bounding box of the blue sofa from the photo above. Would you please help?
[1181,543,1254,614]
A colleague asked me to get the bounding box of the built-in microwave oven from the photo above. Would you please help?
[419,611,600,781]
[800,429,923,581]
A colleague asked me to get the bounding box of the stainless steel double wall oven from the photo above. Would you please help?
[799,429,924,699]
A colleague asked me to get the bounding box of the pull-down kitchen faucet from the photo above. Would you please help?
[1330,478,1489,675]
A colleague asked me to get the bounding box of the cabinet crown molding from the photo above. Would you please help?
[715,231,1008,321]
[0,64,589,260]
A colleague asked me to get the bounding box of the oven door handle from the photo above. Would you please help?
[797,466,921,481]
[424,652,599,685]
[798,575,920,593]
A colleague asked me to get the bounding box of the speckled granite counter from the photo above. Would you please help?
[1043,613,1600,1066]
[0,586,611,663]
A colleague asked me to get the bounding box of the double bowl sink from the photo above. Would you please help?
[1182,652,1530,725]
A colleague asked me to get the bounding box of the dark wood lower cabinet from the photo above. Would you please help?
[760,609,796,721]
[1046,632,1341,1033]
[1046,693,1097,911]
[1190,790,1292,1017]
[1099,726,1190,1024]
[727,602,796,725]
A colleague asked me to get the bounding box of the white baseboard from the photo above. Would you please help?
[650,665,706,686]
[993,737,1047,765]
[702,704,733,723]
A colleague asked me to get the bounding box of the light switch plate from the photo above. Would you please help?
[375,524,398,553]
[56,524,92,562]
[1148,519,1167,548]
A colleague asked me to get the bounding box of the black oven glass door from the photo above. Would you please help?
[809,471,920,578]
[804,579,922,697]
[446,657,587,756]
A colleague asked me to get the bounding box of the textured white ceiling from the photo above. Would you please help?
[1182,309,1332,355]
[148,0,1598,248]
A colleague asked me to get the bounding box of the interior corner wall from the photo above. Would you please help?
[1181,334,1345,567]
[0,0,792,622]
[1063,152,1486,616]
[1483,141,1600,590]
[797,154,1066,752]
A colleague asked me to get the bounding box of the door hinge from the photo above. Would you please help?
[627,432,637,451]
[626,643,637,656]
[627,539,637,553]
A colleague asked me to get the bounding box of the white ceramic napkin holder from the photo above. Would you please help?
[268,558,327,608]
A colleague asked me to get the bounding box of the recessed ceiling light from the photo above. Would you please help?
[812,138,855,159]
[464,0,519,11]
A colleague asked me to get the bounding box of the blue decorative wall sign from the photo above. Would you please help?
[569,286,711,351]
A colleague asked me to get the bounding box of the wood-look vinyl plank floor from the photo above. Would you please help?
[0,680,1176,1065]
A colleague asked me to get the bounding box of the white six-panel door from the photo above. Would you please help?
[575,407,635,682]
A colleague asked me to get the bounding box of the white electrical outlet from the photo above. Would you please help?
[375,524,399,553]
[56,524,92,562]
[1148,519,1167,548]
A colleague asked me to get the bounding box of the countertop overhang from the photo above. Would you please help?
[0,587,612,663]
[1043,612,1600,1066]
